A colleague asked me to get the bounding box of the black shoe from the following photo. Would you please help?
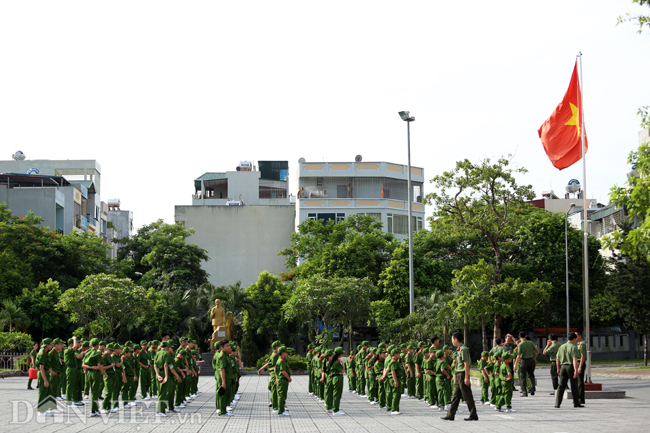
[27,387,34,390]
[579,400,585,404]
[512,387,518,391]
[550,392,555,396]
[530,391,535,396]
[555,405,560,408]
[268,403,272,407]
[464,417,478,421]
[440,416,454,421]
[522,393,528,397]
[574,404,584,408]
[99,397,104,400]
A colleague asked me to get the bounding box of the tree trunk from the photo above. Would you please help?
[493,313,503,347]
[463,315,468,346]
[348,320,353,353]
[481,313,487,351]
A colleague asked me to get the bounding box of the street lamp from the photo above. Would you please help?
[565,202,575,340]
[398,111,415,314]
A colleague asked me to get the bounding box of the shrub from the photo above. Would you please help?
[255,353,308,370]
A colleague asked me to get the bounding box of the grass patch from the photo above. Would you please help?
[610,366,650,371]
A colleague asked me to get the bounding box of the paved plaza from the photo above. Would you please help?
[1,373,649,433]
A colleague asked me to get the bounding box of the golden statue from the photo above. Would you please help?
[210,299,226,332]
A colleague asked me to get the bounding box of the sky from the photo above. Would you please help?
[1,1,648,229]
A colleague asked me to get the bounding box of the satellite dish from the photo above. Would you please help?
[12,151,26,161]
[27,168,40,175]
[298,157,306,163]
[566,179,580,193]
[355,155,363,162]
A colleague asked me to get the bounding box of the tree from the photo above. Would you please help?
[424,156,535,343]
[208,281,257,327]
[16,279,69,339]
[0,250,34,301]
[508,207,605,332]
[280,214,395,285]
[618,1,650,33]
[0,207,111,290]
[0,299,30,332]
[605,109,650,259]
[116,220,210,292]
[283,276,375,350]
[244,271,293,349]
[604,253,650,366]
[56,274,153,340]
[0,331,33,352]
[378,229,456,317]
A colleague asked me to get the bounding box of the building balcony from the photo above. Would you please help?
[299,161,424,183]
[298,197,425,213]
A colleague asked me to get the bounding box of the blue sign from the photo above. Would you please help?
[568,179,580,185]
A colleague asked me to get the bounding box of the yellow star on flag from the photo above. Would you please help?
[564,102,581,137]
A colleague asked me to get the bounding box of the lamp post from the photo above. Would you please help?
[565,202,575,340]
[398,111,415,314]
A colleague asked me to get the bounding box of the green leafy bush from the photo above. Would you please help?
[255,352,308,370]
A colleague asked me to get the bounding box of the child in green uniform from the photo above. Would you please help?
[346,351,356,393]
[478,351,490,405]
[498,353,516,412]
[276,347,291,416]
[388,348,406,415]
[434,350,450,410]
[36,338,54,417]
[328,347,346,415]
[424,348,438,408]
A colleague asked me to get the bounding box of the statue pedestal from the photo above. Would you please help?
[210,327,228,352]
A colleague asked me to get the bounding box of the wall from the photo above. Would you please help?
[2,187,59,230]
[175,205,295,288]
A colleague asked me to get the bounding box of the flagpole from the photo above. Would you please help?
[577,51,591,383]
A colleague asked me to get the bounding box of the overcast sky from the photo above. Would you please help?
[1,1,648,229]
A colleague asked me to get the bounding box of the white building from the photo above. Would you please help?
[0,158,110,238]
[296,159,425,238]
[175,161,295,288]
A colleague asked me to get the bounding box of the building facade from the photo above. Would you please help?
[175,161,295,288]
[296,160,425,238]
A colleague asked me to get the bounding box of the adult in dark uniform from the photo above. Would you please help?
[543,334,561,395]
[514,331,538,396]
[554,332,582,408]
[440,332,478,421]
[576,330,587,405]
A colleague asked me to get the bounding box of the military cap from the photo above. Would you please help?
[361,340,369,346]
[390,348,399,356]
[214,341,221,349]
[436,350,444,358]
[67,338,74,345]
[134,345,141,350]
[408,344,416,350]
[481,351,489,357]
[378,342,386,349]
[99,341,107,346]
[140,340,148,346]
[334,347,344,355]
[52,338,64,344]
[90,338,100,346]
[152,340,161,345]
[179,337,186,342]
[124,347,133,353]
[82,341,90,347]
[124,340,132,346]
[419,341,427,347]
[42,338,53,345]
[400,343,407,349]
[443,345,452,351]
[278,346,289,354]
[272,340,282,348]
[356,345,361,350]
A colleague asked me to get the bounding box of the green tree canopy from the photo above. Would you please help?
[423,156,536,342]
[280,214,395,284]
[244,271,293,349]
[116,220,210,292]
[16,279,69,340]
[56,274,153,340]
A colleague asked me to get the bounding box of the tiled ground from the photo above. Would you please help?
[1,372,649,432]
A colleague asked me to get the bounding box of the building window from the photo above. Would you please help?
[336,213,345,223]
[337,185,347,198]
[308,213,317,221]
[387,214,392,233]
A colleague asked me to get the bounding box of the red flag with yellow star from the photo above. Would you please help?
[538,62,588,170]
